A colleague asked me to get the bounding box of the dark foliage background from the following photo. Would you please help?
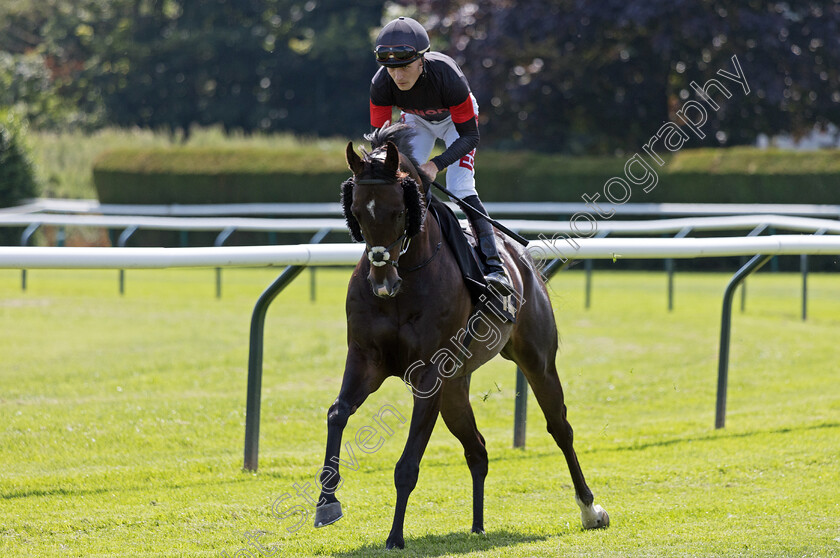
[1,0,838,152]
[409,0,840,153]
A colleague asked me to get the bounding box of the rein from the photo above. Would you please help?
[399,238,441,273]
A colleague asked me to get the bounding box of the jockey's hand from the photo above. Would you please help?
[419,161,439,181]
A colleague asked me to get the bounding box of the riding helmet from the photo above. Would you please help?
[374,17,430,67]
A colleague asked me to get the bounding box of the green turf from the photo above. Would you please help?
[1,268,838,557]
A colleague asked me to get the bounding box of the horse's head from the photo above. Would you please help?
[342,139,425,298]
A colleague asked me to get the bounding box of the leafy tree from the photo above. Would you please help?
[0,0,107,129]
[1,0,384,137]
[4,0,837,153]
[264,0,383,137]
[86,0,384,137]
[0,110,38,242]
[407,0,840,153]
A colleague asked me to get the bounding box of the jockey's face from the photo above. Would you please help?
[387,58,423,91]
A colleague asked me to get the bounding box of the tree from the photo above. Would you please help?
[0,0,108,129]
[89,0,385,137]
[1,0,385,137]
[0,110,38,234]
[407,0,840,153]
[261,0,384,137]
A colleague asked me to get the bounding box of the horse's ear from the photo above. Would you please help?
[346,141,364,176]
[401,176,425,237]
[384,141,399,175]
[340,178,364,242]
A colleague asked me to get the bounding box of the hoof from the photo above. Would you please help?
[385,535,405,550]
[314,501,343,528]
[582,505,610,530]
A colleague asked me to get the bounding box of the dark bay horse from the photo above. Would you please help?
[315,124,608,549]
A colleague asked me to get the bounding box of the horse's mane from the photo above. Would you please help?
[341,123,428,243]
[364,123,432,184]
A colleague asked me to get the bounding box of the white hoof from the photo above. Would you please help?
[582,504,609,529]
[576,495,610,530]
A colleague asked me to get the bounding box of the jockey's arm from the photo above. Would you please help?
[370,100,392,130]
[429,116,479,172]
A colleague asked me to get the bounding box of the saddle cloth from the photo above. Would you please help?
[427,195,517,323]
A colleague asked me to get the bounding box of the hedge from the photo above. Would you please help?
[0,118,37,208]
[93,146,840,205]
[0,115,38,245]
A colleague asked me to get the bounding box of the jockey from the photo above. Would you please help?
[369,16,515,296]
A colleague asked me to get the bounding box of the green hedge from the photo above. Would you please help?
[93,146,840,205]
[92,146,352,204]
[0,114,38,245]
[476,147,840,204]
[0,117,37,208]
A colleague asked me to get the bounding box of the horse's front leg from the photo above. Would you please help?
[314,348,385,527]
[385,366,443,549]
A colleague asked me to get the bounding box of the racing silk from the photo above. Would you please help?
[370,51,479,170]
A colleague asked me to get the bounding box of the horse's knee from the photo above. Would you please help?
[464,445,489,477]
[394,457,420,492]
[546,418,573,445]
[466,454,488,479]
[327,399,354,430]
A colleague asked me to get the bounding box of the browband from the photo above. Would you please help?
[354,178,392,185]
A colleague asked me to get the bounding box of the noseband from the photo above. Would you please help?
[355,178,412,268]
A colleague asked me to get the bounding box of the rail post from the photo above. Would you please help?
[117,225,140,295]
[716,254,772,429]
[308,228,332,303]
[801,254,808,321]
[800,229,828,321]
[214,226,237,299]
[244,265,306,471]
[19,223,40,291]
[739,224,769,313]
[666,226,693,311]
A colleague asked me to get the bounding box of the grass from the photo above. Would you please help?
[1,268,838,557]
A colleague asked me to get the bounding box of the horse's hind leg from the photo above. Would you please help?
[506,304,609,529]
[440,376,488,534]
[517,350,609,528]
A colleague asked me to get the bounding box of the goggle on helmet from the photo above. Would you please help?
[374,16,431,67]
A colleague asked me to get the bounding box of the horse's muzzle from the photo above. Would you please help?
[369,274,402,298]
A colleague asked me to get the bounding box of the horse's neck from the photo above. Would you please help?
[399,156,422,184]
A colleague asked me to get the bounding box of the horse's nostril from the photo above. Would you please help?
[391,279,402,296]
[370,280,391,298]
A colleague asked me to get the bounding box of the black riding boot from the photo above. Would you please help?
[461,195,515,296]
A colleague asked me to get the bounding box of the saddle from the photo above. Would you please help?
[427,194,518,324]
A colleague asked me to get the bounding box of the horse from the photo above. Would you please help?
[314,123,608,549]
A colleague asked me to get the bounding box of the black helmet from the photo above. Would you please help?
[374,17,430,67]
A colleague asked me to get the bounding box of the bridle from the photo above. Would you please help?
[354,178,410,269]
[367,231,411,268]
[354,177,438,271]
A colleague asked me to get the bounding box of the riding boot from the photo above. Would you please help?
[461,195,515,296]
